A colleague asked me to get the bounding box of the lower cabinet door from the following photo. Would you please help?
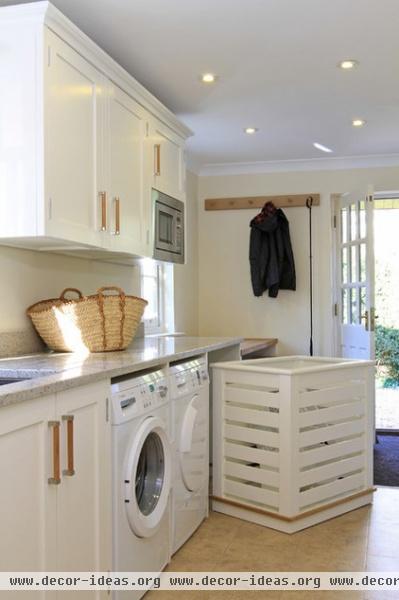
[0,395,57,600]
[55,381,111,599]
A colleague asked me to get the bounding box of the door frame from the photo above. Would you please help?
[331,190,375,359]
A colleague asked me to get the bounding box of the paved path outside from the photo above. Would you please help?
[376,386,399,429]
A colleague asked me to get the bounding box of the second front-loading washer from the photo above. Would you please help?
[170,356,210,554]
[111,367,172,600]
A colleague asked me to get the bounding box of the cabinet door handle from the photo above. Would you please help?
[99,191,107,231]
[48,421,61,485]
[154,144,161,176]
[62,415,75,476]
[114,197,120,236]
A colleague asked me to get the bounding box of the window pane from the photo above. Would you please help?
[341,208,348,243]
[350,204,358,241]
[360,287,366,324]
[141,259,160,326]
[350,287,359,324]
[142,275,159,323]
[359,243,366,282]
[350,245,358,282]
[341,247,348,283]
[342,289,348,324]
[359,201,366,238]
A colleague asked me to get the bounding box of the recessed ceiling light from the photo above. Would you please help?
[338,59,358,70]
[352,118,366,127]
[201,73,216,83]
[244,127,258,134]
[313,142,333,153]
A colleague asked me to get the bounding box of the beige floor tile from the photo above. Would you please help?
[145,592,211,600]
[161,487,399,596]
[367,525,399,559]
[364,593,399,600]
[369,487,399,525]
[207,592,282,600]
[165,558,217,572]
[365,554,399,571]
[279,593,364,600]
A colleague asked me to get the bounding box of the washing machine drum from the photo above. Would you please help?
[179,394,208,492]
[124,416,171,538]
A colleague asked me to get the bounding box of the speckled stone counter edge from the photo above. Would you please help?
[0,336,242,409]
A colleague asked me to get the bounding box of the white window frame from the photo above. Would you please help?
[140,259,174,334]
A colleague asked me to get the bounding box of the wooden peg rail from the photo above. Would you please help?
[204,194,320,211]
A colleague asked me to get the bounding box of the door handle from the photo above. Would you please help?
[113,197,120,236]
[370,307,379,332]
[154,144,161,176]
[62,415,75,476]
[99,191,107,231]
[361,311,369,331]
[48,421,61,485]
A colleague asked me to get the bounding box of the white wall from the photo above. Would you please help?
[198,166,399,355]
[0,246,141,331]
[174,170,199,334]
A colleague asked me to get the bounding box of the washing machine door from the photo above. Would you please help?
[124,416,171,538]
[179,393,208,492]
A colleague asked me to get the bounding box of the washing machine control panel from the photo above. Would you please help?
[110,369,169,424]
[169,356,209,397]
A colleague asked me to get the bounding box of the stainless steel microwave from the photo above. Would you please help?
[153,189,185,264]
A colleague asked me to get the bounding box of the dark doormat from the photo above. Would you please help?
[374,434,399,486]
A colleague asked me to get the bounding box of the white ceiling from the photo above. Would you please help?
[2,0,399,171]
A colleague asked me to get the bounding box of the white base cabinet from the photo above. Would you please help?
[0,2,190,262]
[0,380,111,598]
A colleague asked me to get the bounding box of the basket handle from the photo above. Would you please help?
[60,288,84,301]
[97,286,126,299]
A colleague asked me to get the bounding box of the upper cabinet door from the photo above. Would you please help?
[44,30,104,247]
[150,118,185,201]
[107,84,148,255]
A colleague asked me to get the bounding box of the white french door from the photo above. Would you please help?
[334,188,375,359]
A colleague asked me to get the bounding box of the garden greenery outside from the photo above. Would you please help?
[375,201,399,390]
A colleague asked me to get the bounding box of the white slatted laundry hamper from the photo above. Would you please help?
[211,356,375,533]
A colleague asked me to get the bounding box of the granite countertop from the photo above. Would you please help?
[0,336,242,408]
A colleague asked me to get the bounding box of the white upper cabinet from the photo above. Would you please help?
[44,30,105,247]
[150,118,186,202]
[0,2,191,260]
[106,84,147,255]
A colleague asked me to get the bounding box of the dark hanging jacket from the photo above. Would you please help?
[249,207,296,298]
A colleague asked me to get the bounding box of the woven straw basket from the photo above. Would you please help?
[27,287,148,353]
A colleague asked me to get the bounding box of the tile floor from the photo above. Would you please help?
[146,487,399,600]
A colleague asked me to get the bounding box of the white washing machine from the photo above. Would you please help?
[170,356,210,554]
[111,367,172,600]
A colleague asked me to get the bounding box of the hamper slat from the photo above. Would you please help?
[299,436,364,468]
[224,479,279,508]
[299,454,364,487]
[226,386,280,409]
[298,400,365,428]
[298,382,365,409]
[225,405,279,428]
[299,418,365,447]
[225,461,280,487]
[224,442,280,468]
[299,472,365,508]
[225,423,279,448]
